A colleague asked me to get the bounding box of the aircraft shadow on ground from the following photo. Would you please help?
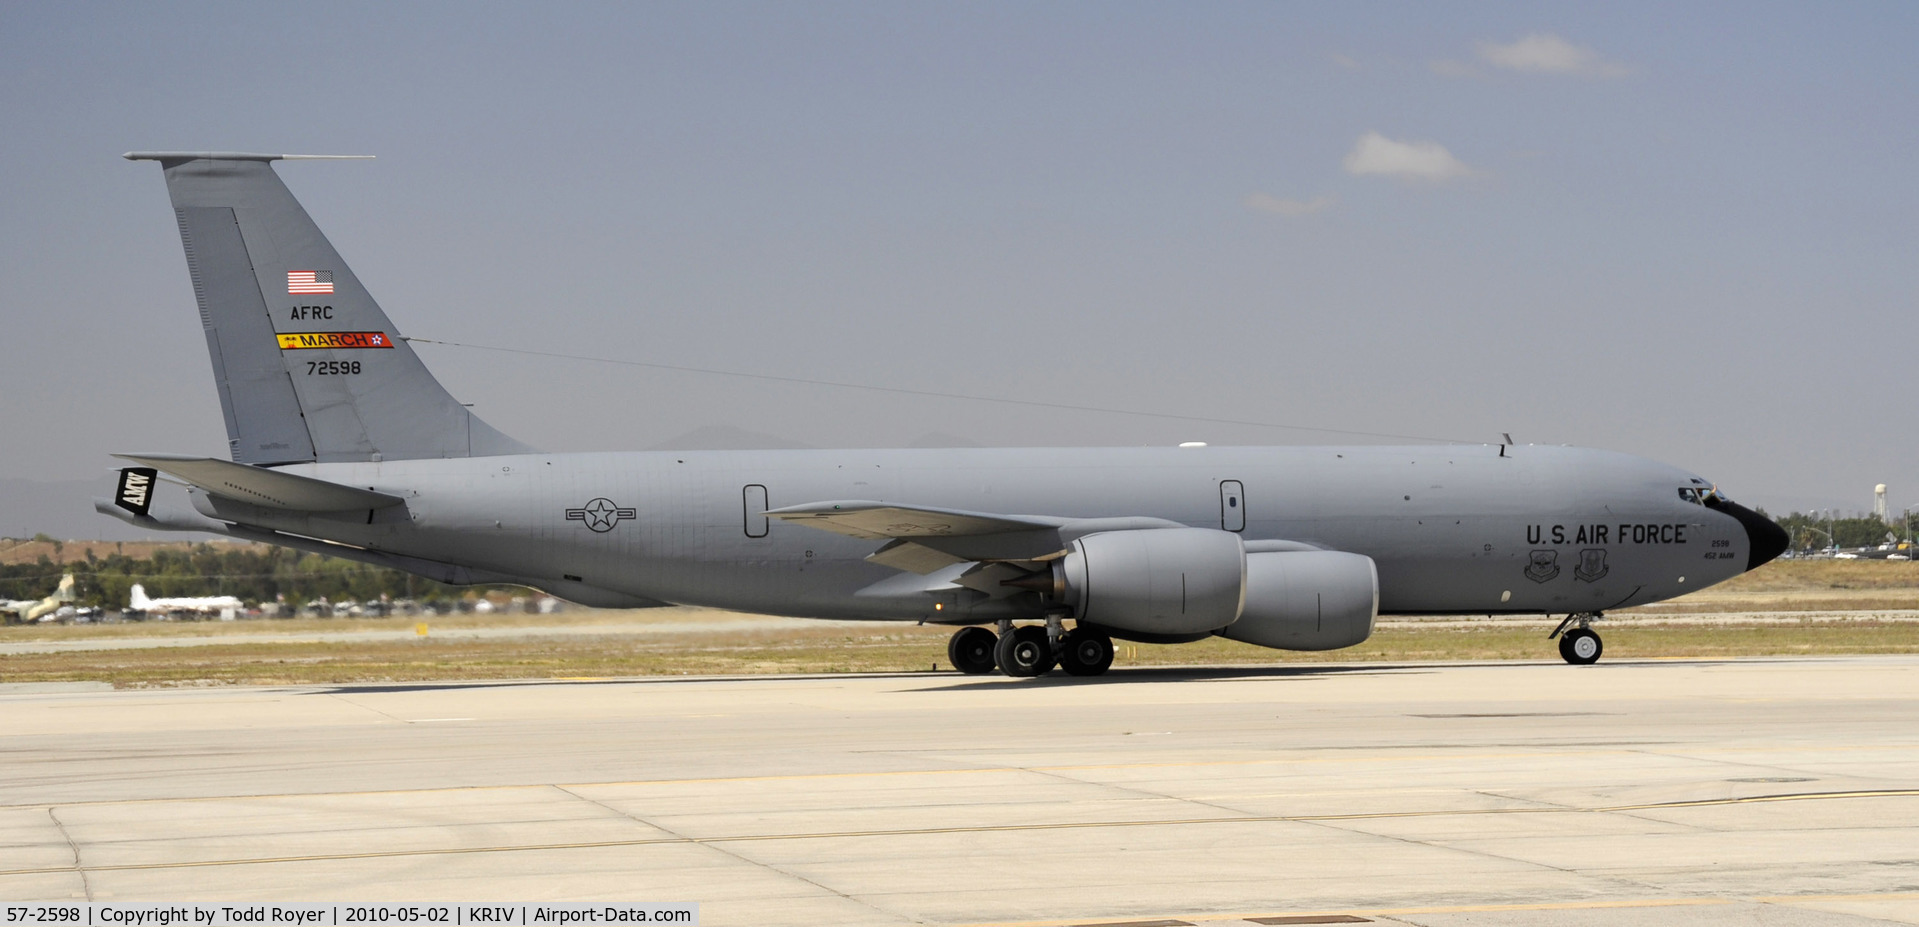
[302,663,1429,696]
[299,657,1776,696]
[903,662,1439,691]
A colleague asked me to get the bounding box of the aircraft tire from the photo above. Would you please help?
[1559,628,1602,665]
[1058,629,1115,676]
[995,625,1055,677]
[947,626,1000,675]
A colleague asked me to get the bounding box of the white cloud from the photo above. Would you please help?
[1342,132,1472,181]
[1246,193,1337,217]
[1476,33,1630,77]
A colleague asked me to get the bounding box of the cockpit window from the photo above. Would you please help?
[1678,487,1703,505]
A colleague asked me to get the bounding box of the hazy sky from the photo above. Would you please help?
[3,2,1915,518]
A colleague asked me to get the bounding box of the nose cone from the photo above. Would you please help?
[1710,497,1790,570]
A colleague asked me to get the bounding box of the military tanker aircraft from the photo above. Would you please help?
[100,152,1788,675]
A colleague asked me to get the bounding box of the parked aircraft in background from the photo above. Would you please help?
[128,584,243,617]
[100,152,1788,673]
[1,574,75,623]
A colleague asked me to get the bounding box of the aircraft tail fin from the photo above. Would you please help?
[53,574,75,603]
[125,152,533,465]
[129,584,152,611]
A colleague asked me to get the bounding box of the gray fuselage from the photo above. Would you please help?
[198,442,1758,623]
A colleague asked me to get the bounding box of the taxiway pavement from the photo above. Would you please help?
[2,657,1916,926]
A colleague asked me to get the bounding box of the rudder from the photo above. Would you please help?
[127,152,532,464]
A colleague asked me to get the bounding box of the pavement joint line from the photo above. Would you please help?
[7,787,1915,879]
[1288,787,1682,907]
[547,784,904,923]
[0,750,1643,812]
[5,748,1912,813]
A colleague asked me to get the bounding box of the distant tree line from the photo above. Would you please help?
[0,543,511,608]
[1769,511,1907,552]
[2,510,1902,607]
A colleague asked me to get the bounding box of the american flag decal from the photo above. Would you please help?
[288,270,335,294]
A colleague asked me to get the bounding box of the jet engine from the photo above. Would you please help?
[1217,550,1377,651]
[1033,529,1378,650]
[1053,528,1246,635]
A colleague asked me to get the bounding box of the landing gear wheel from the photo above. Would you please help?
[947,626,999,675]
[1559,628,1603,665]
[1058,629,1115,676]
[995,625,1055,677]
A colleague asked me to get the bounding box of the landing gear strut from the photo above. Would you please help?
[1550,612,1604,665]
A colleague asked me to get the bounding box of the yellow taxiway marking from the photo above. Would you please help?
[2,788,1913,879]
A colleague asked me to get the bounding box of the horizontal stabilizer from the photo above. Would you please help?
[124,152,374,162]
[113,453,404,512]
[765,501,1064,540]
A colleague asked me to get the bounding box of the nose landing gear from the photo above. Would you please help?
[1550,612,1604,665]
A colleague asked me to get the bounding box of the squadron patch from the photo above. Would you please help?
[1574,548,1610,583]
[277,332,395,349]
[1524,549,1561,583]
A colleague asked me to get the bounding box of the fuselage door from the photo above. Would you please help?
[743,484,769,538]
[1220,480,1245,532]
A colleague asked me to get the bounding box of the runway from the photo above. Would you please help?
[3,657,1917,926]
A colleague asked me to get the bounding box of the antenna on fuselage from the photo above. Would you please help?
[1499,432,1514,458]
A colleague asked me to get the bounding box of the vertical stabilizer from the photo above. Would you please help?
[126,152,533,464]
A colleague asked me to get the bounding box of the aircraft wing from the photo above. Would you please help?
[113,453,404,512]
[763,500,1065,540]
[769,500,1187,579]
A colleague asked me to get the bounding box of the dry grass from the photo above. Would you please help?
[6,557,1919,687]
[1626,558,1919,613]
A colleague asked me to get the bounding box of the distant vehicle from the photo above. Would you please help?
[129,583,243,617]
[1,574,76,623]
[47,605,103,624]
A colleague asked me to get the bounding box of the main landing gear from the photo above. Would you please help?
[945,621,1115,677]
[1549,612,1604,665]
[946,626,999,675]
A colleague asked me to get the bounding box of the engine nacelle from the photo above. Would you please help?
[1058,528,1245,635]
[1218,550,1377,651]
